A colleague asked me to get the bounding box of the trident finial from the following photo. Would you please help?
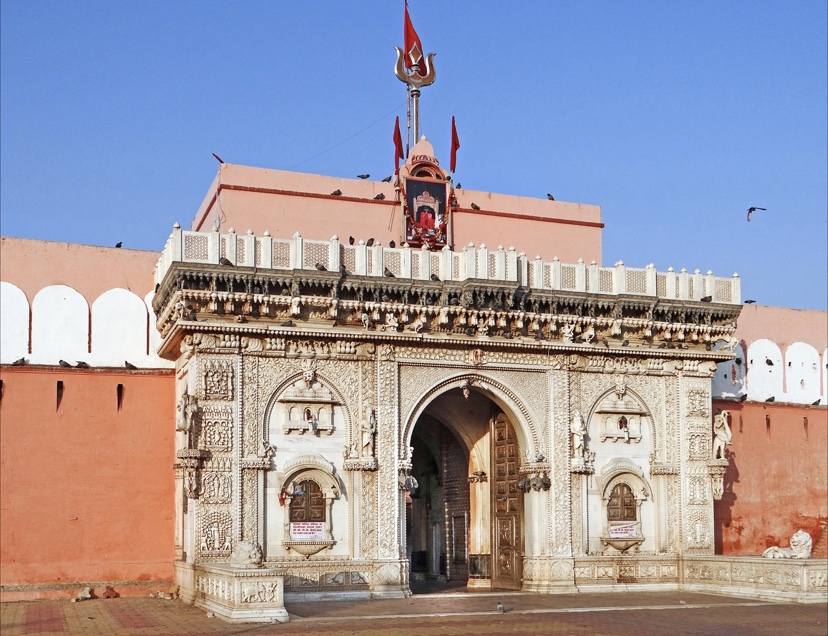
[393,47,436,89]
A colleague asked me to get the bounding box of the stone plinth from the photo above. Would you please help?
[190,563,288,623]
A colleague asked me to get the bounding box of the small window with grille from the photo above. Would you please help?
[289,480,326,523]
[607,483,637,522]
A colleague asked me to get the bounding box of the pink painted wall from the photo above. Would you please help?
[736,304,827,353]
[0,237,159,303]
[189,164,603,266]
[713,400,827,555]
[0,367,175,599]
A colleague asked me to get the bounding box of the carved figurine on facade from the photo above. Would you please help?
[762,530,813,559]
[712,410,732,459]
[176,391,199,432]
[571,410,586,460]
[230,539,264,568]
[362,409,377,458]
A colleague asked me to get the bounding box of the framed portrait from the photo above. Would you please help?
[403,177,449,248]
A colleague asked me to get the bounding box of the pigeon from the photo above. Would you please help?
[381,175,392,182]
[470,203,481,210]
[219,257,233,266]
[739,394,748,402]
[331,189,342,196]
[281,288,291,296]
[76,361,90,368]
[348,236,355,245]
[11,357,27,366]
[602,338,609,348]
[430,273,441,282]
[374,193,385,200]
[547,194,555,201]
[357,174,370,179]
[281,320,294,327]
[384,267,395,277]
[315,263,327,271]
[366,238,375,246]
[812,399,821,406]
[765,396,775,402]
[115,242,122,248]
[212,153,224,163]
[456,183,462,189]
[746,206,766,222]
[744,299,756,304]
[124,361,137,370]
[252,285,262,294]
[700,295,712,302]
[658,343,667,349]
[765,359,774,366]
[155,283,160,293]
[59,360,72,367]
[340,264,350,275]
[497,601,506,614]
[465,327,476,336]
[236,315,247,323]
[389,240,396,248]
[679,600,687,605]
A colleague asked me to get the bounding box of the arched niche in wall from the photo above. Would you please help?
[277,453,341,558]
[30,285,89,364]
[746,339,783,402]
[0,282,29,362]
[785,342,821,405]
[587,383,652,449]
[712,343,746,399]
[144,290,174,368]
[90,288,149,366]
[594,458,652,554]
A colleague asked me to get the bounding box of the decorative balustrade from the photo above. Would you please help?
[156,225,740,304]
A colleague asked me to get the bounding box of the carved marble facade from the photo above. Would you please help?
[153,241,828,616]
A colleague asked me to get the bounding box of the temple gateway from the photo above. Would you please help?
[152,136,752,621]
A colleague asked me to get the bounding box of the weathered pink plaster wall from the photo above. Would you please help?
[0,237,158,303]
[0,367,175,600]
[189,164,603,266]
[713,400,827,555]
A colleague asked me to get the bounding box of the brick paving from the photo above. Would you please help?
[2,591,826,636]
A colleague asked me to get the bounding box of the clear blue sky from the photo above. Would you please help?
[2,1,826,311]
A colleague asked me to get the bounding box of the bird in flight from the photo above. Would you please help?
[746,207,766,222]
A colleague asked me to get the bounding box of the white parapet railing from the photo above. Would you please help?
[155,226,741,304]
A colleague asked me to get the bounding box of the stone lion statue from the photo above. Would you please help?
[762,530,812,559]
[230,539,264,568]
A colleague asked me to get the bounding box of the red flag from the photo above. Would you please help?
[450,116,460,173]
[393,116,405,172]
[403,1,423,71]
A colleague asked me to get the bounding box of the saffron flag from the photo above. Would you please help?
[394,116,405,172]
[450,116,460,173]
[404,1,423,71]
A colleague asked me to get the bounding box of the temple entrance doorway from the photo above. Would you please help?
[406,387,523,592]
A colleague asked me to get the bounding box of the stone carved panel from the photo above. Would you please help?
[201,406,233,451]
[203,358,234,400]
[376,356,398,559]
[201,472,232,503]
[241,470,258,541]
[550,369,571,554]
[361,471,378,559]
[686,389,709,418]
[200,509,233,556]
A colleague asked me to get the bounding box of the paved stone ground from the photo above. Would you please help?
[2,591,826,636]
